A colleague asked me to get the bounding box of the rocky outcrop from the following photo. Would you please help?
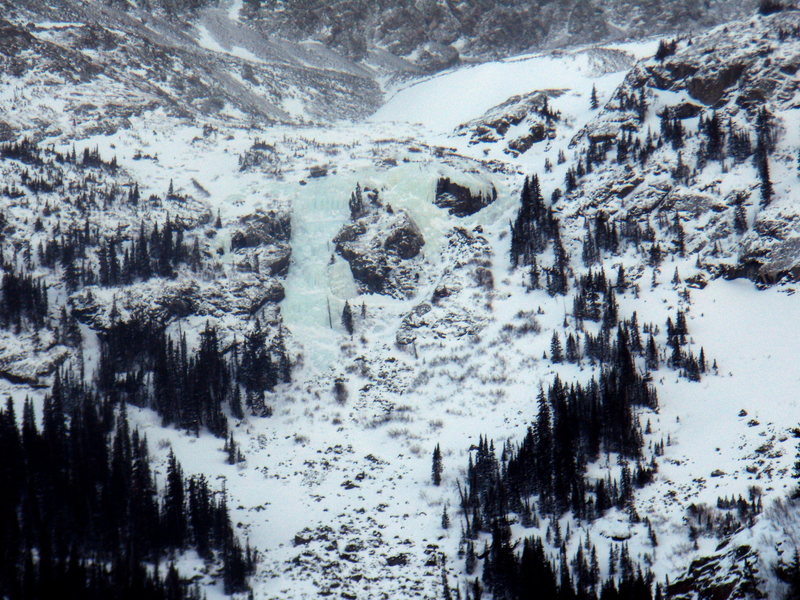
[231,210,291,250]
[456,91,561,156]
[737,214,800,283]
[70,273,285,332]
[242,0,757,74]
[334,191,425,298]
[668,542,765,600]
[434,177,497,217]
[0,329,69,387]
[230,209,292,275]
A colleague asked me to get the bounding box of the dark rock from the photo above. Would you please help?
[417,42,459,72]
[434,177,497,217]
[457,90,561,153]
[386,554,408,567]
[231,210,291,251]
[666,102,705,119]
[687,63,746,105]
[384,218,424,258]
[668,544,764,600]
[0,121,15,142]
[334,206,425,298]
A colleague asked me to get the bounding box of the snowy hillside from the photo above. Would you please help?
[3,2,800,600]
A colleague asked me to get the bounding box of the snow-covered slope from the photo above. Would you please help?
[4,4,800,600]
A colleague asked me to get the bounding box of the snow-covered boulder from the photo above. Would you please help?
[334,207,424,298]
[434,176,497,217]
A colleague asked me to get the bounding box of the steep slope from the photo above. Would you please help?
[564,10,800,283]
[0,0,381,140]
[239,0,758,74]
[4,3,800,600]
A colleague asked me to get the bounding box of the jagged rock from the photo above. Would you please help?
[687,63,747,106]
[69,273,284,331]
[0,121,15,142]
[434,177,497,217]
[666,101,705,119]
[455,91,561,155]
[230,210,291,250]
[384,217,425,258]
[386,554,408,567]
[739,223,800,283]
[668,543,765,600]
[334,198,425,298]
[230,209,292,275]
[416,42,460,72]
[0,329,69,387]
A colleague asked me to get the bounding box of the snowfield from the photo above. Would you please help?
[4,6,800,599]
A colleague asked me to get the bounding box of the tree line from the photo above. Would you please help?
[0,381,254,599]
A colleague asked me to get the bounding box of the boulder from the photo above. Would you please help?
[230,209,291,251]
[434,177,497,217]
[334,202,425,298]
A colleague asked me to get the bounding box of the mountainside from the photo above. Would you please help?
[3,2,800,600]
[240,0,759,74]
[0,0,381,139]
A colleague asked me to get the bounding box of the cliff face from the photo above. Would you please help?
[561,9,800,285]
[240,0,759,73]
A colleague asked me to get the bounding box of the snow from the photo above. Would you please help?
[5,14,800,600]
[371,45,640,132]
[227,0,245,22]
[196,23,264,63]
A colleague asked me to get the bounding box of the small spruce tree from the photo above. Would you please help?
[432,444,443,486]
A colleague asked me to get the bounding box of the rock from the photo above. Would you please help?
[0,329,69,387]
[0,121,15,142]
[668,544,765,600]
[666,101,704,119]
[386,554,408,567]
[384,217,425,257]
[69,273,285,332]
[416,42,459,72]
[456,91,561,154]
[334,199,425,298]
[687,63,746,106]
[434,177,497,217]
[396,303,432,346]
[230,210,291,251]
[737,213,800,283]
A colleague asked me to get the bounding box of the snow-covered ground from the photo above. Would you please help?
[5,17,800,599]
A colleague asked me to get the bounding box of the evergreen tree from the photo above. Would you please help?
[342,300,354,335]
[758,151,773,206]
[550,332,563,363]
[433,444,443,486]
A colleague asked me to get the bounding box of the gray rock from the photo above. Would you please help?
[333,195,425,298]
